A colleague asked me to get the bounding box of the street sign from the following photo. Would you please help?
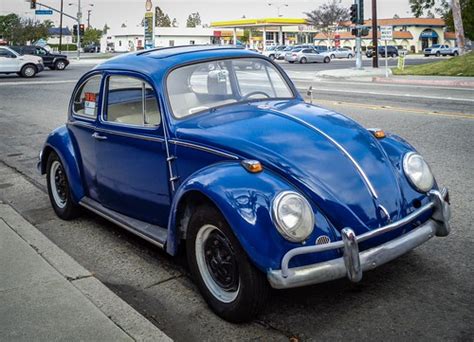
[380,26,393,41]
[35,9,53,15]
[144,11,154,50]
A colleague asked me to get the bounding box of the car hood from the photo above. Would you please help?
[174,100,410,234]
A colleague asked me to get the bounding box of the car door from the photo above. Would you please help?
[35,47,52,66]
[94,72,171,227]
[68,73,104,201]
[0,48,20,72]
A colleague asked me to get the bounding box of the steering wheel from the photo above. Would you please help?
[242,91,271,100]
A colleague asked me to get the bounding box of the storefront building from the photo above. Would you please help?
[315,18,456,53]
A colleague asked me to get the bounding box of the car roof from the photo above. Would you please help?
[94,45,261,79]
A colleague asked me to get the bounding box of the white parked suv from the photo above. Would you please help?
[424,44,459,57]
[0,46,44,77]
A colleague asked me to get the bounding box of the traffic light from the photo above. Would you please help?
[350,4,358,24]
[351,28,358,36]
[79,24,85,36]
[30,0,36,9]
[361,28,369,36]
[73,24,78,36]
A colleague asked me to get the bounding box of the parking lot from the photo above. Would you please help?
[0,58,473,341]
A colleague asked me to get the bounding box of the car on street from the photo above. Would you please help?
[329,48,354,59]
[38,45,451,323]
[277,44,313,60]
[83,43,101,53]
[424,44,459,57]
[0,46,44,77]
[284,48,331,64]
[366,45,399,58]
[262,45,287,60]
[10,45,70,70]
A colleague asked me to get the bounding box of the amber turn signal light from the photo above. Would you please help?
[369,128,386,139]
[241,160,263,173]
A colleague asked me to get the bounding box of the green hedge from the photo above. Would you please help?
[48,43,77,51]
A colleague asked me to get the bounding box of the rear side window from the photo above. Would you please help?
[73,75,101,118]
[104,75,161,127]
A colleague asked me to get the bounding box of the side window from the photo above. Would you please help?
[105,75,161,127]
[36,48,47,55]
[73,75,101,118]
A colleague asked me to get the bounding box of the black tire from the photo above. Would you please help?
[300,57,307,64]
[186,204,269,323]
[46,152,81,220]
[424,54,429,57]
[288,61,294,64]
[324,56,330,63]
[348,54,353,58]
[453,51,459,56]
[436,51,441,57]
[269,54,275,60]
[20,64,37,78]
[330,54,335,59]
[48,66,55,70]
[54,59,67,70]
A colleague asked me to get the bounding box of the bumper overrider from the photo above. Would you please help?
[268,188,451,289]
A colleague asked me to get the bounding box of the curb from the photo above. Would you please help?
[372,76,474,88]
[0,203,172,342]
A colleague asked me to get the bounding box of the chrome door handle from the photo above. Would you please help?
[92,132,107,141]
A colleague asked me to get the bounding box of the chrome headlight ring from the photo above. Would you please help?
[272,191,315,243]
[403,152,435,193]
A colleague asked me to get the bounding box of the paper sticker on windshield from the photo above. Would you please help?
[84,92,96,115]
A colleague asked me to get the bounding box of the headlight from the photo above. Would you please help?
[403,152,434,193]
[272,191,314,242]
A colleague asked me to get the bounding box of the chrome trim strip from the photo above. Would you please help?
[276,112,378,199]
[79,198,166,249]
[168,140,240,160]
[268,219,439,289]
[280,200,435,278]
[68,121,165,143]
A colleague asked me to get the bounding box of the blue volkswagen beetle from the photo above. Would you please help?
[38,46,451,322]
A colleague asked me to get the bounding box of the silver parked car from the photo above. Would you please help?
[329,48,354,59]
[284,48,331,64]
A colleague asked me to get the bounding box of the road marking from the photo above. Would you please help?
[313,99,474,120]
[297,86,474,103]
[0,80,77,86]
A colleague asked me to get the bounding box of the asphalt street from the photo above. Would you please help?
[0,59,473,341]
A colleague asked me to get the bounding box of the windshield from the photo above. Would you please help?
[432,44,441,48]
[167,58,294,119]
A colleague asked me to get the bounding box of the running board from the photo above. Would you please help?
[79,197,167,249]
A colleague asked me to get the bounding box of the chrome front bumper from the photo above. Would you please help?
[267,188,451,289]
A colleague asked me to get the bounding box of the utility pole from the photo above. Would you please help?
[371,0,378,67]
[59,0,64,53]
[87,9,92,28]
[76,0,82,60]
[451,0,465,54]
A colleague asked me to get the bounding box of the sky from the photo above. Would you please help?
[1,0,416,30]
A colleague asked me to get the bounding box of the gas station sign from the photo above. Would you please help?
[144,11,154,50]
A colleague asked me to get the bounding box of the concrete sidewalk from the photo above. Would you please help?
[0,203,171,342]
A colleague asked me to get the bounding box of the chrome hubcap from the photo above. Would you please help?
[25,67,34,76]
[57,61,65,69]
[195,224,239,303]
[50,161,67,208]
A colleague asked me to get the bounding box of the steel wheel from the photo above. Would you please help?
[49,160,67,209]
[195,224,240,303]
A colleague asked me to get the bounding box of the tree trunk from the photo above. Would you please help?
[451,0,465,54]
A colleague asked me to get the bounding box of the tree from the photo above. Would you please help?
[0,14,22,43]
[155,6,171,27]
[186,12,202,27]
[409,0,436,17]
[304,0,349,46]
[441,0,473,40]
[83,27,102,45]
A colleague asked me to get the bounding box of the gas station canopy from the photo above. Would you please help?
[211,18,308,28]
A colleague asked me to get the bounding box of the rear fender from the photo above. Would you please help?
[167,162,340,271]
[39,125,84,203]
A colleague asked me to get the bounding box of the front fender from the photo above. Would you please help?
[167,162,340,272]
[39,125,84,203]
